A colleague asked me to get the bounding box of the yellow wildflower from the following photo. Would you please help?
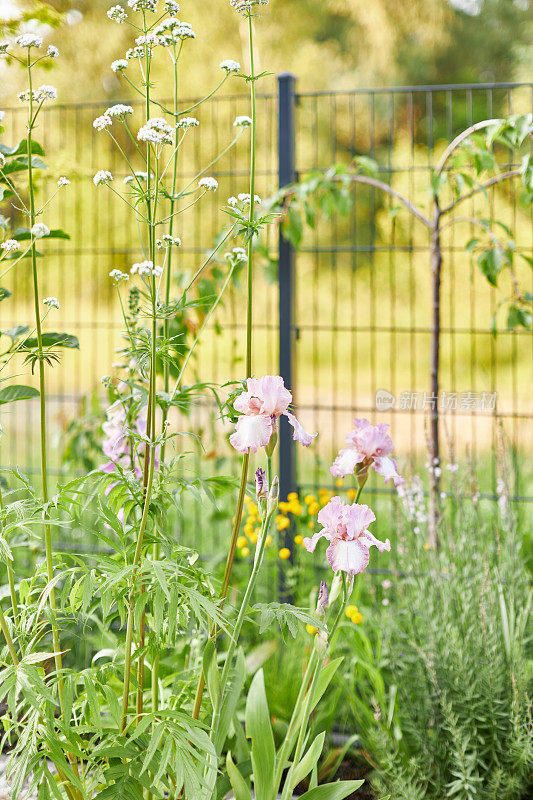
[288,501,303,515]
[307,521,315,529]
[423,542,431,552]
[304,494,317,505]
[294,534,303,545]
[334,478,344,488]
[345,605,359,619]
[287,492,299,501]
[276,515,290,531]
[244,523,254,536]
[351,611,363,624]
[279,501,291,513]
[249,530,259,544]
[279,548,291,560]
[347,488,357,501]
[306,624,317,635]
[265,534,272,546]
[240,547,250,557]
[308,502,320,516]
[236,536,247,549]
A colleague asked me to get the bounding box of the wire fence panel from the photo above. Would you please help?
[1,80,532,558]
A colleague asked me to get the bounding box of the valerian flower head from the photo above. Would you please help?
[93,170,113,186]
[304,497,391,576]
[106,104,134,118]
[234,115,252,127]
[127,0,158,11]
[15,33,43,48]
[124,171,151,184]
[19,86,58,103]
[111,58,129,72]
[157,234,181,249]
[229,375,317,454]
[126,45,147,60]
[225,247,247,263]
[175,21,195,38]
[31,222,50,238]
[177,116,199,130]
[220,59,241,73]
[43,296,60,309]
[137,117,175,145]
[109,269,129,283]
[1,239,21,252]
[46,44,59,58]
[93,114,113,131]
[131,259,162,276]
[330,418,403,488]
[199,177,218,191]
[164,0,180,12]
[57,176,70,187]
[230,0,269,14]
[237,192,262,205]
[108,5,128,23]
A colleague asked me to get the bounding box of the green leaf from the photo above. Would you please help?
[297,780,365,800]
[21,332,79,350]
[245,669,275,800]
[507,304,532,331]
[477,247,506,287]
[291,731,326,787]
[2,325,29,341]
[353,155,379,177]
[226,752,252,800]
[0,287,12,302]
[217,648,246,755]
[11,227,70,241]
[0,385,39,405]
[0,139,45,157]
[283,205,303,249]
[430,171,447,196]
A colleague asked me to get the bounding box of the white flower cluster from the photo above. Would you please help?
[109,269,129,282]
[93,114,113,131]
[105,103,134,117]
[156,234,181,249]
[126,45,147,60]
[31,223,50,238]
[127,0,158,11]
[228,193,262,206]
[397,475,427,529]
[225,247,247,263]
[15,33,43,48]
[220,59,241,73]
[131,259,162,277]
[233,115,252,127]
[165,0,180,12]
[43,296,60,309]
[47,45,59,58]
[93,170,113,186]
[108,5,128,23]
[57,176,70,187]
[177,116,199,130]
[1,239,21,252]
[137,117,175,145]
[18,85,58,103]
[124,171,151,184]
[230,0,268,13]
[199,177,218,191]
[111,59,128,72]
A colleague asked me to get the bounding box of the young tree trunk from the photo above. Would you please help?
[429,202,442,546]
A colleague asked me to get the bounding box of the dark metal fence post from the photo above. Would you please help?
[278,73,297,574]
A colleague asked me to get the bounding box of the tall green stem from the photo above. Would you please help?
[192,12,259,721]
[0,482,19,627]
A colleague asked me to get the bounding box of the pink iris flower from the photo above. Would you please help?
[229,375,317,454]
[330,418,403,487]
[304,496,391,575]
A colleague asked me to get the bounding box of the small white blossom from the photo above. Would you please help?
[93,170,113,186]
[225,247,247,263]
[15,33,43,48]
[111,59,129,72]
[128,0,158,11]
[108,5,128,23]
[131,259,162,277]
[233,115,252,127]
[175,21,195,38]
[135,32,162,48]
[199,177,218,191]
[1,239,21,252]
[156,234,181,249]
[105,104,134,118]
[57,176,70,187]
[93,114,113,131]
[43,296,60,309]
[109,269,129,282]
[164,0,180,12]
[137,117,175,145]
[36,85,57,101]
[227,196,239,207]
[46,44,59,59]
[177,117,199,131]
[31,223,50,239]
[126,46,146,60]
[238,192,261,205]
[230,0,268,13]
[220,59,241,73]
[124,171,151,184]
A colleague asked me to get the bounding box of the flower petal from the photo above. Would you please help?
[303,529,325,553]
[330,447,362,478]
[373,455,404,487]
[326,538,370,575]
[229,413,273,454]
[317,495,345,533]
[285,411,317,447]
[345,503,377,539]
[359,531,391,553]
[248,375,292,416]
